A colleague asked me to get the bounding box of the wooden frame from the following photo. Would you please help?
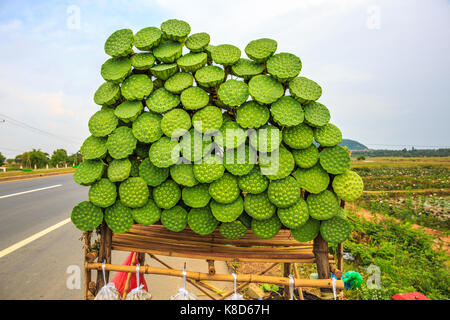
[83,215,345,300]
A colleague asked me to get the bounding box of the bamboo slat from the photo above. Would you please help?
[111,224,334,263]
[86,262,345,290]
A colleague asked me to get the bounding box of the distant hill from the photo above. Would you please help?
[339,139,368,150]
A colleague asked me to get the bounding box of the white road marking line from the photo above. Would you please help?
[0,184,62,199]
[0,218,71,259]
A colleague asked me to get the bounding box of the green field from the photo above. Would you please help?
[340,156,449,300]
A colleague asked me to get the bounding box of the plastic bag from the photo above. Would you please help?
[226,273,244,300]
[288,275,294,300]
[125,264,152,300]
[170,264,198,300]
[94,261,121,300]
[111,252,148,296]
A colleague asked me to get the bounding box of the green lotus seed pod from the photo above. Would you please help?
[249,125,282,153]
[139,157,169,187]
[180,86,209,110]
[161,108,192,138]
[244,192,276,221]
[320,216,352,243]
[177,52,207,72]
[248,75,284,105]
[307,190,339,220]
[295,164,330,194]
[236,101,270,129]
[320,145,351,175]
[304,102,330,128]
[164,72,194,94]
[146,87,180,113]
[169,163,199,187]
[119,177,150,208]
[132,112,163,143]
[104,29,134,57]
[161,205,188,232]
[217,79,249,108]
[282,123,313,149]
[231,58,264,80]
[259,147,295,180]
[185,32,210,52]
[160,19,191,41]
[182,183,211,208]
[288,76,322,104]
[88,109,118,137]
[114,100,143,123]
[210,196,244,222]
[107,158,131,182]
[223,145,256,176]
[71,201,103,232]
[219,220,247,240]
[266,52,302,82]
[153,40,183,63]
[209,173,240,204]
[211,44,241,65]
[251,215,281,239]
[277,198,309,229]
[267,176,300,208]
[89,178,117,208]
[292,145,319,169]
[270,96,304,127]
[80,136,107,160]
[153,179,181,209]
[134,27,162,51]
[192,106,223,134]
[314,123,343,147]
[245,38,277,63]
[195,65,225,87]
[106,126,137,159]
[149,136,181,168]
[94,82,121,106]
[193,154,225,183]
[105,201,134,233]
[238,166,269,194]
[188,207,219,235]
[131,199,161,226]
[74,160,104,186]
[179,129,213,162]
[290,218,320,242]
[332,170,364,202]
[214,121,247,149]
[121,74,153,101]
[150,63,178,80]
[101,57,131,83]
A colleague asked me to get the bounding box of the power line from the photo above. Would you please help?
[0,113,80,145]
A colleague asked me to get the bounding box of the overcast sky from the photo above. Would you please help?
[0,0,449,158]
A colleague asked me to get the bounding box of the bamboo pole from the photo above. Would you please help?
[283,263,291,300]
[293,263,305,300]
[83,232,92,300]
[86,262,345,290]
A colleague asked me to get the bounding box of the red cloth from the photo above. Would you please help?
[111,252,148,296]
[392,292,430,300]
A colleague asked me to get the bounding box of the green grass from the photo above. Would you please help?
[335,212,449,300]
[0,167,75,178]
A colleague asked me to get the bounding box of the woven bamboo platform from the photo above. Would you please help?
[111,223,335,263]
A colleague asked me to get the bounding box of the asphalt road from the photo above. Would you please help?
[0,175,231,300]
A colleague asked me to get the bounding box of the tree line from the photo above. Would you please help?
[351,148,450,157]
[0,149,83,169]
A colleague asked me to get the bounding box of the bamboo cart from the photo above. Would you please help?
[83,203,346,300]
